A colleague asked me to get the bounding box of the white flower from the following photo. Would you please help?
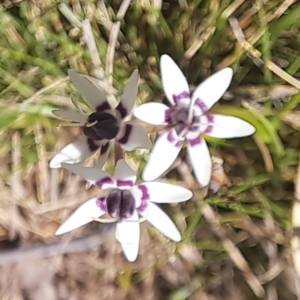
[134,55,255,186]
[50,70,151,168]
[55,159,193,262]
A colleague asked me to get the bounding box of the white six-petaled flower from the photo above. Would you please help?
[134,55,256,186]
[55,159,193,262]
[50,70,151,169]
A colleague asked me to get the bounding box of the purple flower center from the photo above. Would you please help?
[170,107,200,135]
[83,112,120,140]
[106,189,135,220]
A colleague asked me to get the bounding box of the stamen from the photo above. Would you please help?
[92,217,118,223]
[86,120,98,127]
[192,122,216,127]
[178,127,189,138]
[177,122,217,138]
[58,122,86,127]
[187,98,197,123]
[91,214,147,224]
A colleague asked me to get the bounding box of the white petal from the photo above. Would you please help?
[140,202,181,242]
[187,136,211,187]
[117,124,152,151]
[160,55,190,106]
[68,70,110,111]
[55,198,105,235]
[49,137,101,168]
[52,109,87,123]
[134,182,192,203]
[191,68,233,112]
[116,70,139,119]
[96,142,111,169]
[62,163,113,188]
[114,159,136,186]
[142,129,183,181]
[133,103,171,125]
[85,142,111,190]
[202,114,256,138]
[116,211,140,262]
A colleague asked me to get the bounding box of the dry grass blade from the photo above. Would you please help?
[261,215,280,299]
[0,229,114,265]
[253,135,274,172]
[184,26,216,59]
[184,0,219,59]
[34,125,49,203]
[82,19,104,78]
[106,0,132,88]
[221,0,246,19]
[58,3,82,28]
[291,159,300,290]
[201,204,265,298]
[11,131,26,199]
[228,17,300,89]
[220,0,297,68]
[24,77,68,104]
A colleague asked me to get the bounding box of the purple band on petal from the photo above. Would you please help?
[173,91,190,104]
[96,176,114,188]
[175,140,184,147]
[137,184,150,201]
[118,124,132,144]
[204,114,214,133]
[87,138,100,152]
[136,184,149,212]
[96,101,111,112]
[167,130,183,148]
[96,197,106,211]
[188,136,202,147]
[137,200,148,212]
[116,102,127,119]
[167,130,176,142]
[172,91,191,104]
[116,179,134,188]
[100,142,109,155]
[195,98,208,113]
[164,108,172,123]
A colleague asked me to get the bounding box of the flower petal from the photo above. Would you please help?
[55,198,105,235]
[49,137,102,169]
[202,114,256,138]
[52,109,87,123]
[142,129,183,181]
[116,70,139,120]
[133,103,171,125]
[61,163,113,188]
[85,142,111,190]
[186,135,211,187]
[134,182,192,203]
[68,70,111,111]
[191,68,233,112]
[97,142,111,168]
[116,210,140,262]
[160,55,190,106]
[114,159,137,187]
[140,202,181,242]
[117,124,152,151]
